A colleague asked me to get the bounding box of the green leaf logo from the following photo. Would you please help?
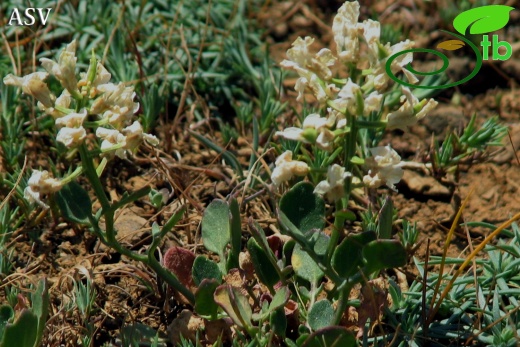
[453,5,514,35]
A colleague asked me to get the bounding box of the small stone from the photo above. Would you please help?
[401,170,451,198]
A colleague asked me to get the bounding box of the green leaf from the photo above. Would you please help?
[194,279,219,317]
[280,182,325,234]
[335,209,356,221]
[363,240,407,275]
[292,243,323,284]
[453,5,514,35]
[228,198,242,269]
[1,310,38,347]
[0,305,14,340]
[308,300,334,331]
[111,186,151,212]
[377,197,393,239]
[308,231,329,257]
[150,206,186,251]
[214,285,252,330]
[247,238,280,288]
[270,286,290,312]
[302,326,356,347]
[278,210,311,246]
[55,181,92,225]
[192,256,222,286]
[270,308,287,338]
[332,231,376,278]
[30,278,49,347]
[202,199,231,270]
[350,156,365,165]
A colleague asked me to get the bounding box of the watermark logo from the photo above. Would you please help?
[7,8,52,26]
[386,5,515,89]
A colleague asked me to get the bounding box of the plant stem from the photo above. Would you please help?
[79,144,194,304]
[327,112,358,265]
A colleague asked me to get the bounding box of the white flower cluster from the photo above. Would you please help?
[3,40,158,157]
[271,1,438,194]
[278,0,437,131]
[3,41,160,208]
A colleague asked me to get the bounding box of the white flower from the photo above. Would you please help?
[55,109,87,128]
[96,127,127,158]
[303,113,335,129]
[57,127,87,147]
[280,37,336,81]
[316,129,335,151]
[370,39,418,91]
[386,87,438,130]
[363,145,404,191]
[314,164,351,201]
[90,82,139,129]
[329,79,361,114]
[42,89,72,121]
[40,40,79,94]
[332,1,362,62]
[3,72,54,108]
[24,170,63,208]
[275,113,336,151]
[96,121,158,159]
[275,127,309,143]
[271,151,309,187]
[328,108,347,128]
[123,120,159,148]
[281,36,338,103]
[363,19,380,46]
[55,109,88,147]
[363,91,383,115]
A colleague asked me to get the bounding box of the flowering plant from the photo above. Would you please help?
[264,0,440,339]
[4,41,192,302]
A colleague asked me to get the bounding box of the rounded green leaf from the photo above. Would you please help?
[55,181,92,225]
[194,279,219,317]
[292,243,323,284]
[363,239,407,275]
[453,5,514,35]
[308,300,334,331]
[201,199,231,257]
[332,231,376,278]
[280,182,325,234]
[192,255,222,286]
[302,326,356,347]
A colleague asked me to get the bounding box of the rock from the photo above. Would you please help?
[168,310,204,345]
[401,170,451,198]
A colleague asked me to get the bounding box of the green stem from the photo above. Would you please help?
[326,112,358,265]
[79,144,195,304]
[78,145,110,211]
[333,272,362,324]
